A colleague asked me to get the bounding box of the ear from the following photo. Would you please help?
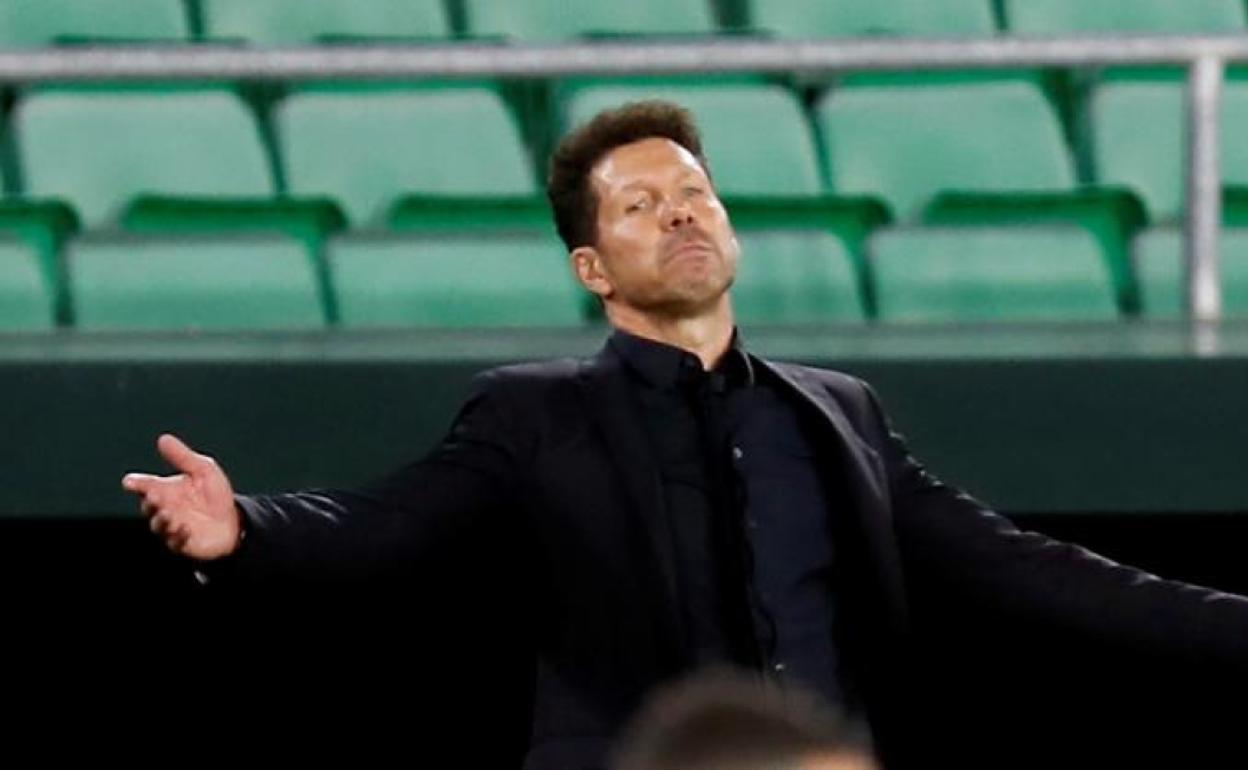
[571,245,613,299]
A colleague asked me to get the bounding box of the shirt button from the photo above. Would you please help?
[773,662,787,673]
[732,446,744,461]
[746,517,759,530]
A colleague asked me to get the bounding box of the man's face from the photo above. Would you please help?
[574,137,739,317]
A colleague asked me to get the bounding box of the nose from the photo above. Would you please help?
[663,198,696,230]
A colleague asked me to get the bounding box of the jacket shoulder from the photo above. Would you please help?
[780,362,863,391]
[463,358,591,422]
[474,357,584,392]
[767,360,870,403]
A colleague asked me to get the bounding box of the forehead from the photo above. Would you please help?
[590,137,708,194]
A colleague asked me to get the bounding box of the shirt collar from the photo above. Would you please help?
[609,327,754,391]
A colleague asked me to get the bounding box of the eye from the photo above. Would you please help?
[683,186,705,198]
[625,198,648,213]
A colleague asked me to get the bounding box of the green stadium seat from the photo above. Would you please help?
[749,0,995,37]
[1003,0,1244,34]
[0,0,189,47]
[462,0,716,40]
[121,195,345,249]
[14,87,275,228]
[1088,71,1248,222]
[199,0,451,44]
[387,195,551,232]
[117,196,346,323]
[871,226,1118,322]
[275,85,536,225]
[0,237,54,330]
[923,189,1147,312]
[816,74,1076,221]
[69,235,325,330]
[1134,227,1248,317]
[0,200,77,323]
[563,82,823,196]
[329,232,583,328]
[734,229,866,325]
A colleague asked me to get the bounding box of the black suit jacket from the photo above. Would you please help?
[231,341,1248,769]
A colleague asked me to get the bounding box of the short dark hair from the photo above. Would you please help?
[547,99,710,252]
[609,669,875,770]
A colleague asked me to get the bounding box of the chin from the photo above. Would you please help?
[650,282,732,317]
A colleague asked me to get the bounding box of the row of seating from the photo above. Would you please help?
[3,0,1246,47]
[1,74,1238,229]
[0,74,1237,332]
[0,225,1236,331]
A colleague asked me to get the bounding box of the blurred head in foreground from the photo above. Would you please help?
[610,669,878,770]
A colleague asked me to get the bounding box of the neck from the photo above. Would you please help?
[606,295,735,370]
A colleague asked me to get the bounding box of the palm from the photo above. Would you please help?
[123,434,241,561]
[165,471,235,557]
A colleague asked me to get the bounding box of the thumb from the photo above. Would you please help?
[156,433,213,477]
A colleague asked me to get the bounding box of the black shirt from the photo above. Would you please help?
[609,328,857,712]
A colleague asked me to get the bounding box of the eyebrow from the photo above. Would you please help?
[614,171,704,194]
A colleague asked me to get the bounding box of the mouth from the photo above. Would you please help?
[664,239,715,262]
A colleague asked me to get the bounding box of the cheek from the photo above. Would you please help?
[720,238,741,280]
[707,214,739,261]
[601,218,661,266]
[702,203,735,247]
[599,218,631,247]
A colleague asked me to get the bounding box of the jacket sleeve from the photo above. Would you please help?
[214,369,523,582]
[855,378,1248,669]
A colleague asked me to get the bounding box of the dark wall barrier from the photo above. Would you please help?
[4,323,1248,517]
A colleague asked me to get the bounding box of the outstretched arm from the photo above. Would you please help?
[857,380,1248,669]
[123,372,522,580]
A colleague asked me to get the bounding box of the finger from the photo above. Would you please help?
[150,513,172,536]
[162,517,183,544]
[165,528,190,554]
[157,434,214,478]
[122,473,163,494]
[140,500,158,519]
[143,486,166,511]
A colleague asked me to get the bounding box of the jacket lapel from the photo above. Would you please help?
[757,358,910,632]
[574,344,686,661]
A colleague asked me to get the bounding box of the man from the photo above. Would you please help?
[122,101,1248,769]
